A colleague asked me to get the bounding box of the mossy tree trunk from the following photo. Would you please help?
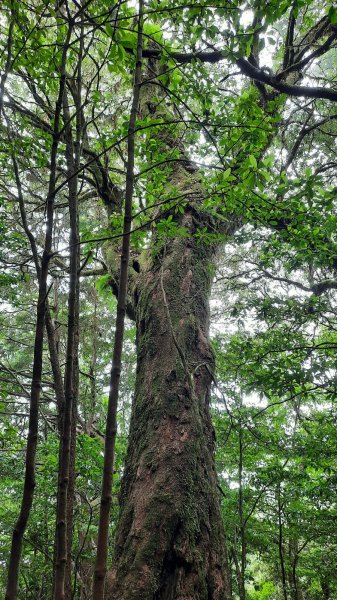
[102,45,233,598]
[107,202,232,599]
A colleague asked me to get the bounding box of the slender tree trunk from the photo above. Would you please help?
[0,3,14,118]
[87,290,98,434]
[288,540,303,600]
[64,337,79,600]
[8,106,68,598]
[46,311,65,430]
[92,4,144,597]
[53,69,82,597]
[5,28,70,598]
[8,124,65,430]
[232,544,245,600]
[63,19,84,596]
[321,577,331,599]
[277,485,288,600]
[234,427,246,600]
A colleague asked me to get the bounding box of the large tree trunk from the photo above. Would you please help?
[108,203,232,599]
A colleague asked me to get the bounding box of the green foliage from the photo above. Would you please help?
[1,0,337,596]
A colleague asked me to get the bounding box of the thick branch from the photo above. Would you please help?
[259,267,337,296]
[236,58,337,102]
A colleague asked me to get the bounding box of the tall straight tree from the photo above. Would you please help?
[5,24,71,599]
[53,75,82,600]
[93,2,144,596]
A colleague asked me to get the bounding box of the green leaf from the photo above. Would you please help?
[95,274,111,293]
[328,6,337,24]
[105,23,113,37]
[249,154,257,169]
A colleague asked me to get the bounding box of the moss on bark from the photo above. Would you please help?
[105,47,232,599]
[106,206,231,600]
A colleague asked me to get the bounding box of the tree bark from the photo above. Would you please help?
[287,539,303,600]
[107,200,232,598]
[234,427,246,600]
[277,485,288,600]
[321,577,332,599]
[232,544,245,600]
[64,338,79,600]
[92,3,144,597]
[53,71,81,598]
